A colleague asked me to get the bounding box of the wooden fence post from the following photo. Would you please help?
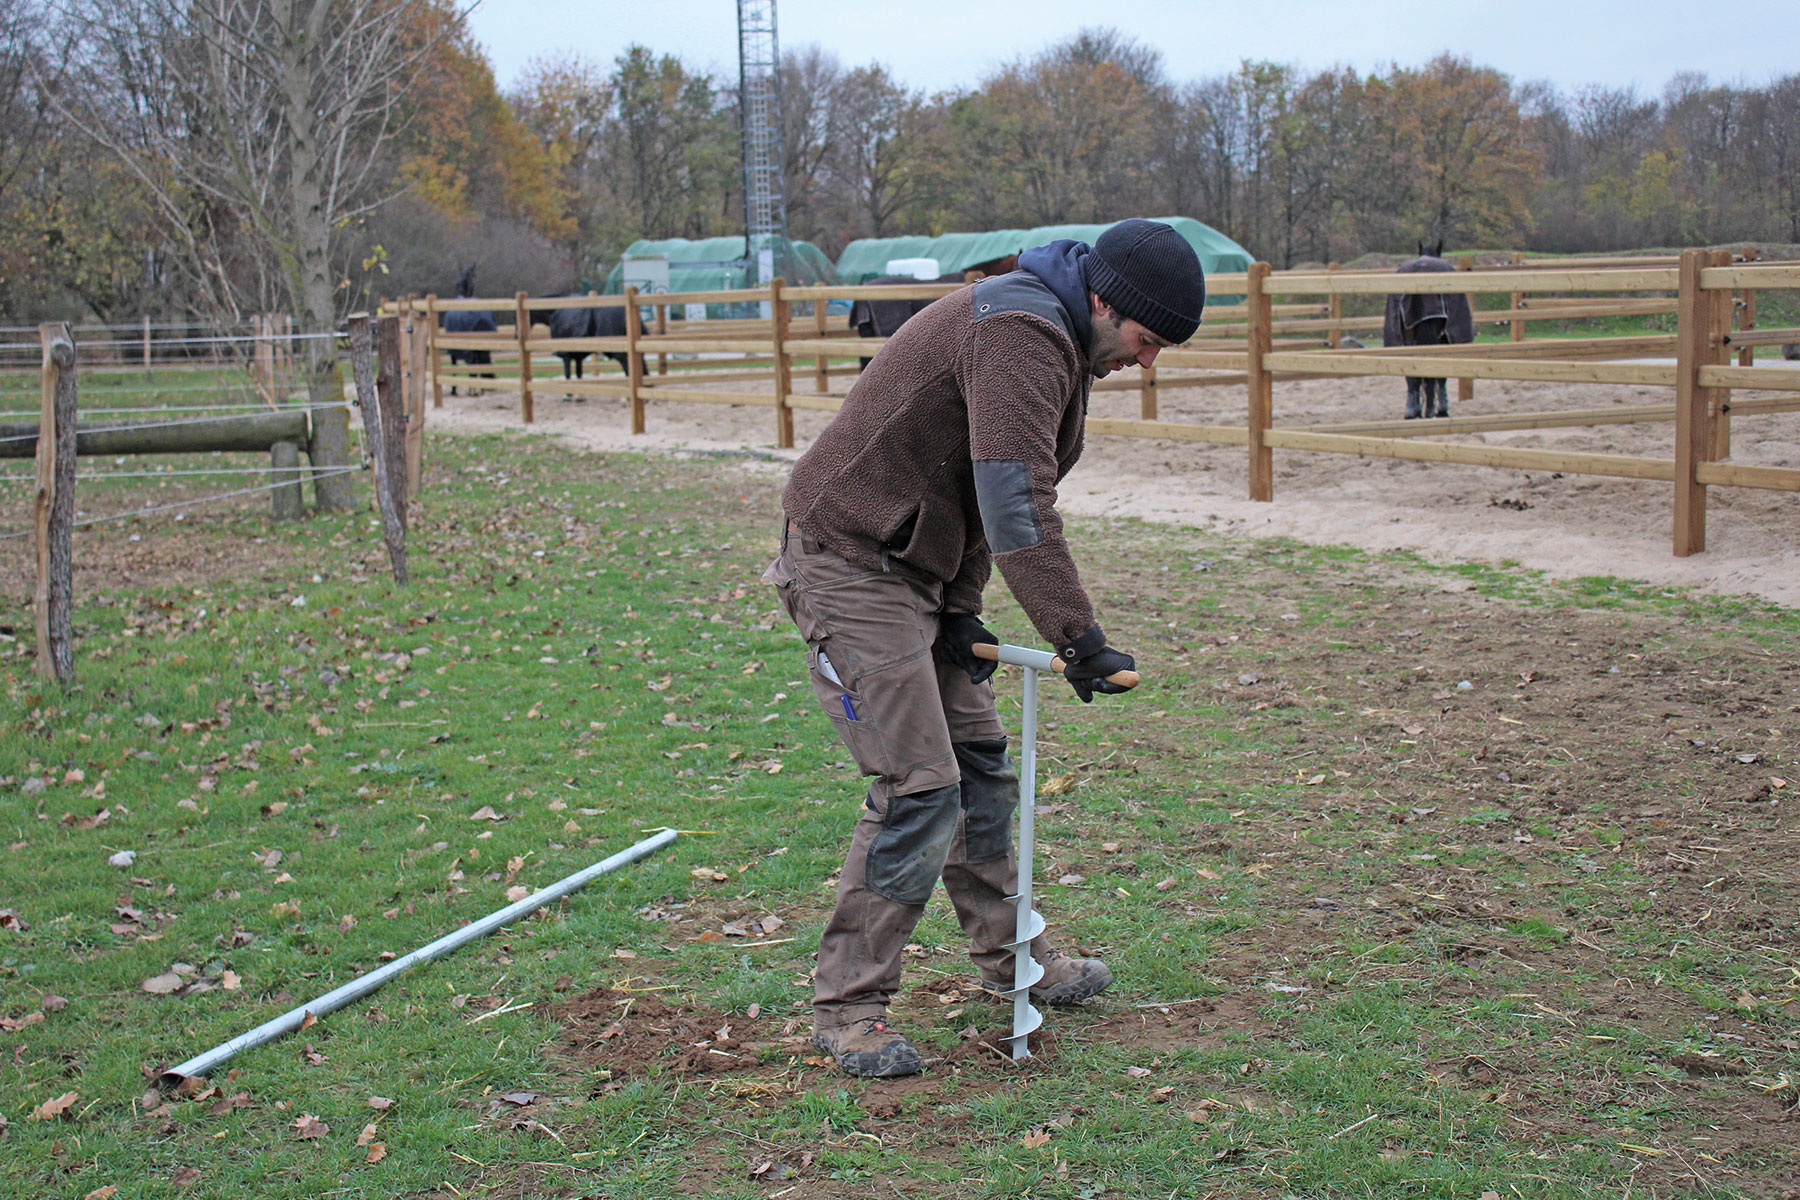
[376,315,408,527]
[35,323,76,685]
[514,292,534,424]
[813,297,829,392]
[348,314,407,585]
[655,300,668,376]
[1455,255,1475,402]
[1706,249,1734,460]
[1510,252,1526,342]
[771,278,794,449]
[426,294,443,409]
[1139,361,1158,420]
[142,314,152,371]
[1326,263,1342,349]
[255,315,277,408]
[403,300,426,499]
[1673,248,1712,556]
[1246,262,1274,502]
[270,440,303,521]
[625,286,644,434]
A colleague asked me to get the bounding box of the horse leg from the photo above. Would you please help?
[1404,377,1422,420]
[1430,377,1448,418]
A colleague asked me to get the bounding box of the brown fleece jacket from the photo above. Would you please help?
[782,283,1096,647]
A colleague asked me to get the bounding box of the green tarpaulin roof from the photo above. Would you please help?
[834,217,1252,299]
[601,236,839,295]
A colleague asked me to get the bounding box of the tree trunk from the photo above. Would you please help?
[284,0,354,512]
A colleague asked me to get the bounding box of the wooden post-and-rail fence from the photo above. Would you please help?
[403,247,1799,559]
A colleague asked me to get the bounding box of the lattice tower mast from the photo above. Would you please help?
[737,0,788,283]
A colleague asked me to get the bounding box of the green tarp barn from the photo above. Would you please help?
[601,236,838,316]
[834,217,1252,303]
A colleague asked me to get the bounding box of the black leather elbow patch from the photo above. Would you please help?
[973,459,1042,553]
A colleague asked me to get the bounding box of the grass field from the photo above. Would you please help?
[3,424,1798,1199]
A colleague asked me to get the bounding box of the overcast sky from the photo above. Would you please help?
[464,0,1799,99]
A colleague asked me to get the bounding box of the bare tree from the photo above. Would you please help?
[58,0,438,511]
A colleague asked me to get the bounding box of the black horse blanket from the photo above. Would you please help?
[1381,256,1474,347]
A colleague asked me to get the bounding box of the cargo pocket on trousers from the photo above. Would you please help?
[808,645,885,778]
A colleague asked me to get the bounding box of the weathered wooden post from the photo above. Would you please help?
[625,286,645,435]
[770,278,794,449]
[255,315,277,408]
[1455,255,1476,402]
[514,292,534,424]
[1673,248,1713,556]
[426,294,443,409]
[142,315,152,372]
[1706,248,1734,460]
[1139,361,1158,420]
[1325,263,1342,349]
[1510,252,1526,343]
[655,300,668,376]
[348,314,407,585]
[1246,262,1274,502]
[270,440,303,521]
[35,324,76,685]
[376,315,409,526]
[813,295,829,392]
[402,299,426,499]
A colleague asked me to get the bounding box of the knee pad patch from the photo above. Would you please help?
[866,782,961,905]
[954,740,1018,864]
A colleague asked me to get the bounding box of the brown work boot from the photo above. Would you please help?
[811,1015,923,1078]
[981,950,1114,1005]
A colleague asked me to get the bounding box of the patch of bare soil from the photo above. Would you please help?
[424,365,1800,608]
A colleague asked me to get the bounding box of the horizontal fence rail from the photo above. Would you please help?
[386,242,1797,559]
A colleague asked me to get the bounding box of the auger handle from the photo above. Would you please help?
[973,641,1141,689]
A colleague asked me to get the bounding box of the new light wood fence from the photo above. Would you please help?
[395,245,1797,558]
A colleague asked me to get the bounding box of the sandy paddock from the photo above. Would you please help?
[426,363,1800,608]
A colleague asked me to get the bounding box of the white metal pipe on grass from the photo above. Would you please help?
[157,827,679,1089]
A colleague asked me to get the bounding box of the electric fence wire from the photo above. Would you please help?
[0,464,365,541]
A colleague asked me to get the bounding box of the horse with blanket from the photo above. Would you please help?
[443,266,497,397]
[1382,242,1474,419]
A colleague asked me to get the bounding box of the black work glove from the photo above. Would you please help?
[1058,624,1136,703]
[934,611,998,684]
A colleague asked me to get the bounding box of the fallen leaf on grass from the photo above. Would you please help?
[500,1091,537,1106]
[0,909,23,930]
[596,1021,625,1041]
[107,850,136,868]
[141,972,184,995]
[30,1091,79,1121]
[83,1187,118,1200]
[505,886,530,903]
[292,1114,329,1140]
[1020,1127,1051,1149]
[1123,1065,1152,1078]
[0,1012,44,1031]
[171,1170,202,1189]
[364,1141,387,1164]
[355,1121,380,1146]
[368,1096,394,1110]
[469,806,503,822]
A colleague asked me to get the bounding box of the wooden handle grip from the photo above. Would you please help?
[972,642,1141,689]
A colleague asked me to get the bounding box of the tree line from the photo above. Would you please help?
[3,3,1797,332]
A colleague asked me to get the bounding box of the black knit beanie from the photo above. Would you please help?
[1084,218,1207,344]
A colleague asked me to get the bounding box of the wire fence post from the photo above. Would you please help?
[402,298,427,499]
[376,314,409,529]
[1673,248,1711,556]
[35,323,77,685]
[348,315,407,585]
